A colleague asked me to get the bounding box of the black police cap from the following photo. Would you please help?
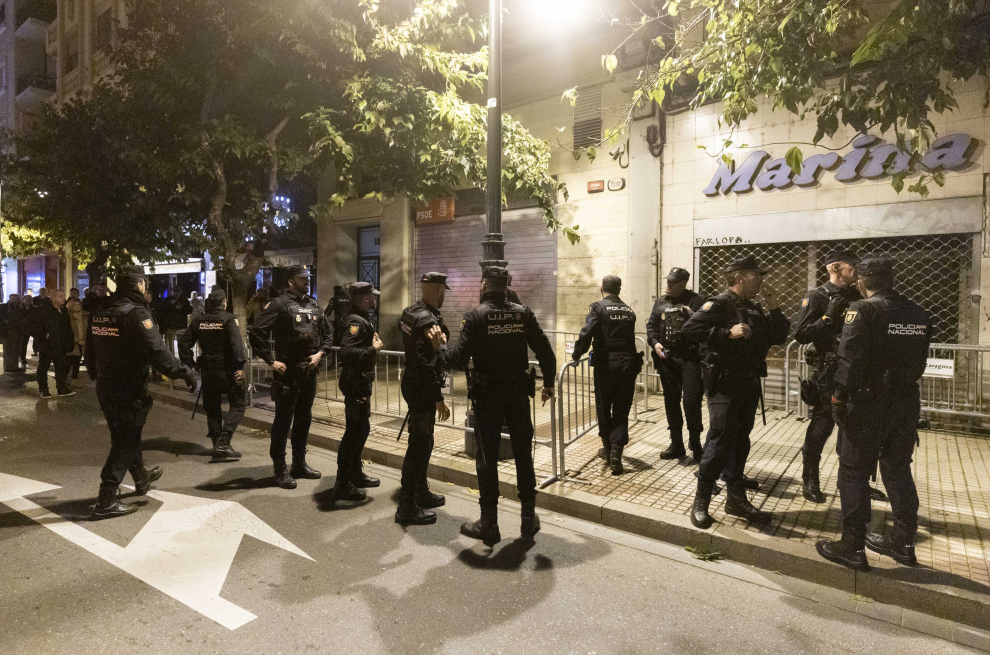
[665,267,690,283]
[824,250,860,267]
[285,265,311,279]
[725,255,768,274]
[350,281,380,296]
[856,255,894,277]
[421,272,451,289]
[482,266,509,283]
[115,265,147,288]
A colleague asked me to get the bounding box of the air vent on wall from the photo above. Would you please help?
[573,86,602,150]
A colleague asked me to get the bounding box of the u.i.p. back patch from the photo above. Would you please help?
[350,325,359,334]
[142,319,153,329]
[801,298,809,307]
[701,301,714,311]
[845,310,858,324]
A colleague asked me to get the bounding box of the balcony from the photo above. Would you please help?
[16,73,54,110]
[15,16,49,42]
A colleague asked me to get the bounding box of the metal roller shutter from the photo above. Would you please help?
[415,209,558,341]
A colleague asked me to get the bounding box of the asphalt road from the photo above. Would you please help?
[0,372,975,655]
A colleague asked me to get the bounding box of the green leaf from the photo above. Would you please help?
[586,146,596,163]
[561,87,578,107]
[785,147,804,176]
[891,172,906,193]
[602,54,618,75]
[685,546,723,562]
[778,10,796,34]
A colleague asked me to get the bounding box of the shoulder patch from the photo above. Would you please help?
[801,298,809,307]
[845,310,858,324]
[350,325,359,334]
[142,319,153,330]
[701,301,714,311]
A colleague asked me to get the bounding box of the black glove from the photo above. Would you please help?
[831,397,848,429]
[182,371,198,394]
[825,296,850,322]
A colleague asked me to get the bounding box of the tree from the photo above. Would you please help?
[603,0,989,194]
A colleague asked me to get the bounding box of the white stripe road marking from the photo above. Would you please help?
[0,472,313,630]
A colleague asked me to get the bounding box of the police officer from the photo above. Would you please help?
[86,266,197,520]
[333,282,384,503]
[646,267,705,462]
[682,256,790,528]
[817,256,930,571]
[323,284,351,354]
[438,266,556,546]
[572,275,642,476]
[395,273,452,525]
[248,265,332,489]
[794,250,862,502]
[178,288,247,462]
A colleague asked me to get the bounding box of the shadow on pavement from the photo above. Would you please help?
[312,478,374,512]
[143,437,213,457]
[195,465,281,492]
[457,538,550,572]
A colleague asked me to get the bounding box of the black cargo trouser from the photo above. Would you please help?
[803,373,842,465]
[37,350,70,395]
[838,390,921,546]
[337,395,371,483]
[698,374,760,489]
[269,367,318,464]
[656,356,704,439]
[474,384,536,514]
[97,385,153,486]
[400,403,436,494]
[203,373,248,438]
[593,362,638,447]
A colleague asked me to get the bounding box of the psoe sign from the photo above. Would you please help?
[704,134,976,197]
[924,358,955,379]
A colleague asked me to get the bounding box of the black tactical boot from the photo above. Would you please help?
[817,533,870,572]
[802,459,826,503]
[351,461,380,488]
[688,432,704,463]
[395,491,437,525]
[598,438,610,462]
[740,475,761,492]
[331,480,367,503]
[660,434,686,460]
[211,431,241,463]
[461,513,501,547]
[273,462,298,489]
[416,479,446,508]
[610,445,625,476]
[290,459,322,480]
[91,484,139,520]
[131,465,163,496]
[724,485,772,524]
[520,504,541,541]
[207,433,218,450]
[690,482,714,529]
[866,522,917,566]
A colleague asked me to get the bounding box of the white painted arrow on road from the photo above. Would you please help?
[0,472,313,630]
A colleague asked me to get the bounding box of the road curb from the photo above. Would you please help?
[151,388,990,634]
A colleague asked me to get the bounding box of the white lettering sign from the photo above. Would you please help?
[924,358,955,379]
[565,341,575,355]
[0,473,313,631]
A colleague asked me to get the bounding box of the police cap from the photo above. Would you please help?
[420,272,451,289]
[350,281,380,296]
[824,250,860,267]
[665,267,690,283]
[482,266,509,284]
[284,265,311,279]
[115,265,147,290]
[725,255,768,275]
[856,255,894,278]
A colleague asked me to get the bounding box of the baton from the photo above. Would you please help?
[397,410,410,441]
[191,384,202,419]
[759,382,767,426]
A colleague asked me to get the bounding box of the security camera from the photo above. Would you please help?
[609,144,626,160]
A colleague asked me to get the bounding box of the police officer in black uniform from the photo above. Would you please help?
[794,250,862,503]
[646,267,706,462]
[179,288,247,462]
[682,255,790,528]
[248,265,332,489]
[86,266,197,520]
[817,256,930,571]
[438,266,556,546]
[572,275,642,476]
[333,281,384,503]
[395,272,452,525]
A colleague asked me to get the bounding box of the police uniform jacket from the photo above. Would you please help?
[248,290,332,369]
[324,294,352,346]
[440,292,557,389]
[178,305,246,379]
[834,289,930,398]
[682,290,791,376]
[339,308,377,397]
[572,296,639,369]
[399,300,449,406]
[84,289,190,397]
[646,290,704,365]
[794,281,862,355]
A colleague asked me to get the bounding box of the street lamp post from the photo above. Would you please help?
[480,0,506,270]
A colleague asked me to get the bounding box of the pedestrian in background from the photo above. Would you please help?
[66,288,87,380]
[35,289,75,398]
[1,293,29,373]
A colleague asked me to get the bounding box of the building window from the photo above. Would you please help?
[94,8,111,51]
[64,31,78,73]
[357,226,381,290]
